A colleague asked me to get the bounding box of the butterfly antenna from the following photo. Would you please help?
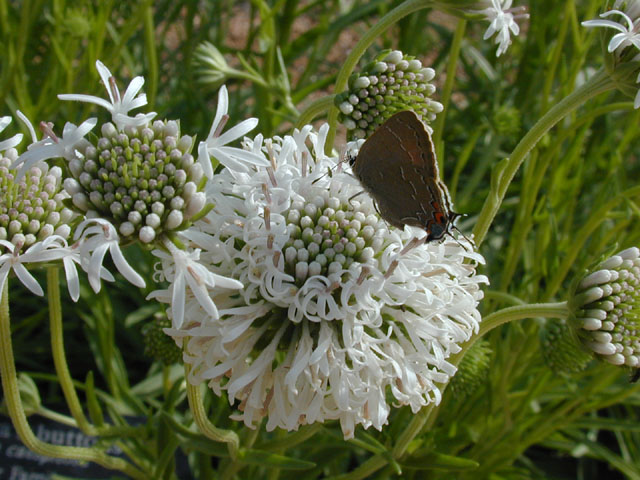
[312,146,349,185]
[448,211,475,249]
[446,229,470,251]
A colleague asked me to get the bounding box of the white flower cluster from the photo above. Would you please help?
[0,60,152,301]
[583,0,640,107]
[151,88,488,439]
[574,247,640,367]
[477,0,528,57]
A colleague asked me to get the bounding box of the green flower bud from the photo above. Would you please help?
[0,374,41,416]
[142,313,182,365]
[492,105,521,137]
[335,50,443,139]
[194,42,232,89]
[448,339,492,398]
[540,318,593,374]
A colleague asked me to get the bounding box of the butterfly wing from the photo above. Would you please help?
[354,110,440,179]
[352,111,451,232]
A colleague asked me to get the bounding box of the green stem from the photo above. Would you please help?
[0,281,147,479]
[392,303,570,458]
[324,0,434,155]
[296,94,336,129]
[228,68,269,88]
[143,2,158,108]
[432,18,466,173]
[465,302,568,357]
[327,455,386,480]
[540,0,572,112]
[185,364,240,460]
[483,290,527,306]
[35,406,86,428]
[47,267,96,435]
[472,69,616,246]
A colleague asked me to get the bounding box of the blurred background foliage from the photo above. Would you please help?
[2,0,640,478]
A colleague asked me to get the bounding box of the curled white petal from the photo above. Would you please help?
[58,60,157,130]
[12,119,97,180]
[74,218,145,292]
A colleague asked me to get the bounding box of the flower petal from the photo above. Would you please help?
[62,256,80,302]
[121,76,146,106]
[171,273,186,329]
[197,141,214,180]
[109,242,146,288]
[215,117,259,146]
[95,60,116,104]
[208,85,229,138]
[13,263,44,296]
[58,94,114,111]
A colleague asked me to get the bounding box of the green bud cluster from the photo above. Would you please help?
[448,340,492,398]
[540,318,593,374]
[335,50,443,139]
[0,150,75,252]
[142,313,182,365]
[282,194,385,286]
[65,120,208,245]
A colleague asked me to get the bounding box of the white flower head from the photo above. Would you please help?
[62,118,209,245]
[58,60,157,130]
[0,125,81,300]
[478,0,528,57]
[582,2,640,108]
[154,121,488,439]
[582,8,640,54]
[196,85,267,179]
[11,119,96,180]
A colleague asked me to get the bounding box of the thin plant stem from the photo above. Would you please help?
[432,17,467,174]
[47,266,97,435]
[0,280,148,479]
[185,364,240,460]
[143,3,158,108]
[257,423,323,451]
[472,69,616,246]
[540,0,573,112]
[296,94,336,129]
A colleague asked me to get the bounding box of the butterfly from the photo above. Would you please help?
[349,110,463,243]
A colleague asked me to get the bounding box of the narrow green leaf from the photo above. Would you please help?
[402,451,479,471]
